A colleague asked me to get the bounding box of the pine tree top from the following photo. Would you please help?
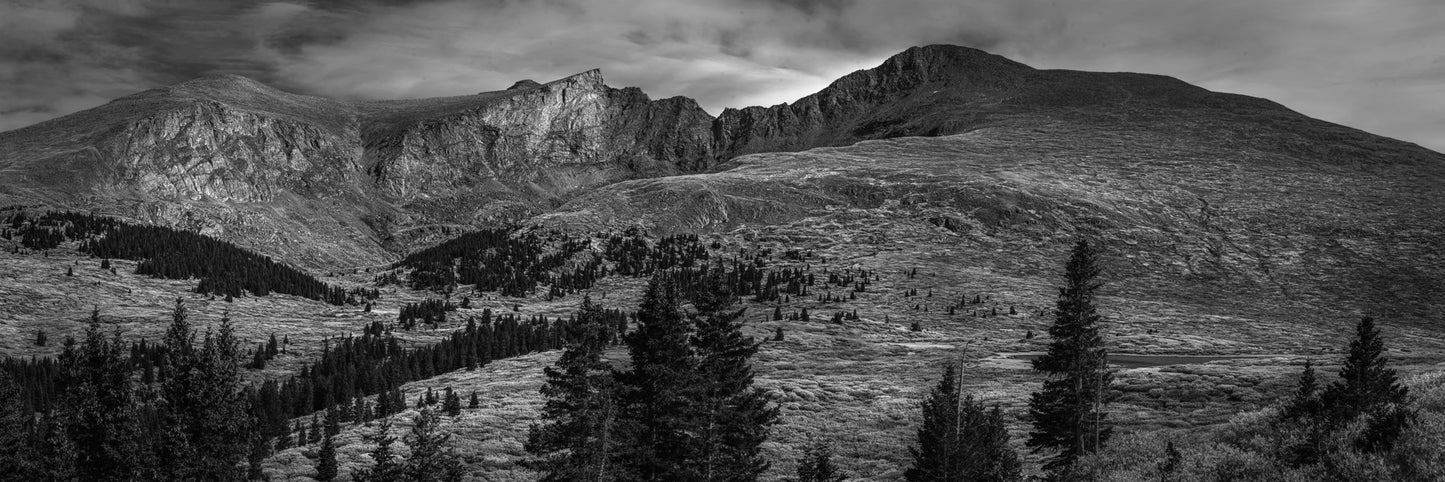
[1324,316,1408,417]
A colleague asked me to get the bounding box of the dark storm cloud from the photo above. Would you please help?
[1,0,1442,152]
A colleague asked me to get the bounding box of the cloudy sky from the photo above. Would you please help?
[2,0,1442,151]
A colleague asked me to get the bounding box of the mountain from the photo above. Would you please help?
[537,47,1445,322]
[1,45,1442,321]
[0,69,717,266]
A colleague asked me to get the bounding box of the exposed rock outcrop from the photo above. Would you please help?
[713,44,1034,157]
[100,99,358,202]
[361,69,714,204]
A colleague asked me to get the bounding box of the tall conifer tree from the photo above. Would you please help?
[23,410,78,481]
[907,364,1021,482]
[0,373,28,474]
[61,309,147,481]
[906,362,956,482]
[1321,316,1411,452]
[402,407,465,482]
[1283,359,1321,420]
[1027,240,1113,478]
[316,412,338,481]
[797,440,848,482]
[352,419,403,482]
[1322,317,1408,418]
[685,275,778,482]
[527,296,628,482]
[157,298,200,478]
[617,275,695,481]
[193,314,252,480]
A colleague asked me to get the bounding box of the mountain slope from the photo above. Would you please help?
[541,117,1445,324]
[0,44,1440,273]
[715,45,1442,168]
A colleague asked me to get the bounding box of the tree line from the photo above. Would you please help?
[249,305,624,455]
[387,228,720,299]
[2,211,374,305]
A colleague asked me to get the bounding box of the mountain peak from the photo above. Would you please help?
[166,73,289,99]
[877,44,1034,81]
[547,68,604,88]
[139,73,353,135]
[177,72,270,87]
[508,79,542,90]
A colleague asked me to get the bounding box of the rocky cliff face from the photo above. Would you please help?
[98,99,359,202]
[712,45,1034,158]
[361,69,714,205]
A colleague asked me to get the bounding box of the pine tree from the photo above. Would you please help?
[352,419,403,482]
[907,364,960,482]
[1027,240,1113,477]
[797,440,847,482]
[309,414,322,444]
[250,346,267,369]
[61,309,148,481]
[1282,359,1321,420]
[247,433,269,481]
[469,391,480,409]
[325,406,341,437]
[156,307,251,480]
[0,372,37,478]
[907,364,1021,482]
[21,410,78,481]
[293,419,307,446]
[1321,316,1411,452]
[616,275,695,481]
[316,416,338,481]
[201,316,252,479]
[443,388,462,417]
[156,298,199,478]
[402,407,465,482]
[973,405,1023,482]
[1322,317,1408,418]
[1157,441,1182,482]
[527,296,628,481]
[685,279,778,482]
[275,419,293,450]
[355,397,369,424]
